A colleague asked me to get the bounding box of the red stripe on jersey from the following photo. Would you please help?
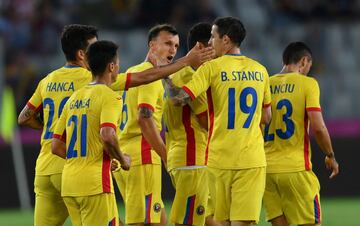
[141,135,152,164]
[196,110,208,118]
[102,152,111,193]
[205,88,214,165]
[304,113,311,170]
[306,107,322,112]
[53,134,62,140]
[138,103,155,112]
[125,73,132,90]
[100,123,116,130]
[182,86,196,100]
[27,101,42,113]
[182,105,196,166]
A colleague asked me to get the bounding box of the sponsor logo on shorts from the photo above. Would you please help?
[196,205,205,215]
[153,203,161,213]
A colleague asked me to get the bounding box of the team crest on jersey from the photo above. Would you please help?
[153,203,161,212]
[196,205,205,215]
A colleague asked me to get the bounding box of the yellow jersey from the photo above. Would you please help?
[264,73,321,173]
[163,66,208,171]
[27,66,128,175]
[53,84,122,196]
[182,54,271,169]
[119,62,164,166]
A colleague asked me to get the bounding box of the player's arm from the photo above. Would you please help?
[261,105,272,125]
[307,111,339,179]
[138,107,167,165]
[196,111,208,130]
[306,79,338,179]
[172,61,212,106]
[18,104,43,130]
[52,108,67,159]
[52,138,66,159]
[100,126,130,170]
[261,69,272,125]
[128,44,214,88]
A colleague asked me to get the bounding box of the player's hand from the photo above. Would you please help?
[111,159,121,172]
[325,155,339,179]
[121,153,131,171]
[186,42,215,67]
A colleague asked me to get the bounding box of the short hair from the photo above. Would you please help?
[61,24,98,61]
[86,41,118,76]
[147,24,178,45]
[213,17,246,47]
[282,42,312,65]
[187,22,212,51]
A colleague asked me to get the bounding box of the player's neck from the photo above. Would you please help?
[224,46,241,56]
[66,61,86,69]
[92,76,111,86]
[280,65,300,74]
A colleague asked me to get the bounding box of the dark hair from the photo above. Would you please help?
[187,22,212,51]
[213,17,246,47]
[147,24,178,45]
[283,42,312,65]
[61,24,98,61]
[86,41,118,76]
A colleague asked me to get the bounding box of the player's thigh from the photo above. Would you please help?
[170,168,208,226]
[34,174,68,226]
[81,193,119,226]
[113,169,128,202]
[263,173,283,222]
[279,171,321,225]
[63,196,82,226]
[206,167,216,218]
[125,164,164,224]
[207,167,232,222]
[230,167,265,223]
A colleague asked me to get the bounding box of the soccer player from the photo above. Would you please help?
[51,40,130,226]
[262,42,339,226]
[172,17,272,226]
[163,22,213,226]
[17,24,213,226]
[112,24,179,226]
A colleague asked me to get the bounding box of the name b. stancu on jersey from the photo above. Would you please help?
[220,71,264,82]
[46,82,75,92]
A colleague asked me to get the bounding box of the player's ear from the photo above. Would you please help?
[222,34,230,45]
[109,62,115,72]
[77,49,86,61]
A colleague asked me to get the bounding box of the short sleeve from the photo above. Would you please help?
[188,92,207,115]
[263,69,271,108]
[110,73,131,91]
[27,81,43,112]
[100,93,122,129]
[182,62,212,100]
[306,78,321,112]
[137,82,160,112]
[53,103,67,142]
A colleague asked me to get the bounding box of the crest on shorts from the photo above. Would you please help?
[153,203,161,213]
[196,205,205,215]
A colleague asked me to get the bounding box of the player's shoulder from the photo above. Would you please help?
[170,66,195,86]
[126,61,153,73]
[242,56,268,71]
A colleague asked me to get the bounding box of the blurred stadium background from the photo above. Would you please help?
[0,0,359,225]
